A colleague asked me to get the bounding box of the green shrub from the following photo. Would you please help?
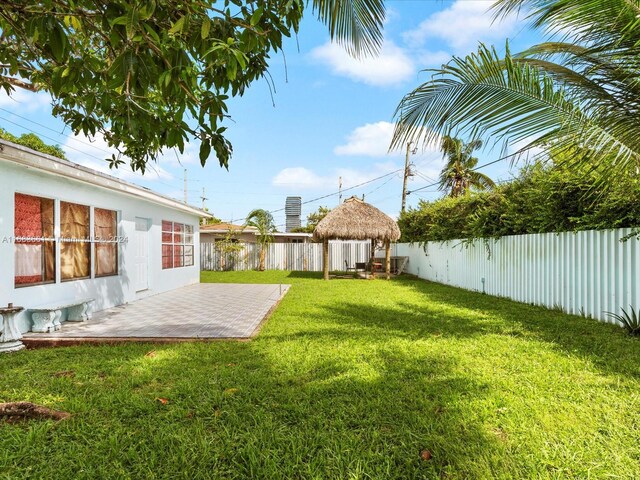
[400,160,640,243]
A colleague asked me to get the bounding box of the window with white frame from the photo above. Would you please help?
[14,193,119,286]
[60,201,91,281]
[94,208,118,277]
[14,193,56,287]
[162,221,194,269]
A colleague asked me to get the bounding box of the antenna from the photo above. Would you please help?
[183,169,188,204]
[338,176,343,204]
[200,187,208,209]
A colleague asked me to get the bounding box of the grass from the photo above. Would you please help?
[1,271,640,479]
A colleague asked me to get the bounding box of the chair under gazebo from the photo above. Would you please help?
[313,196,401,280]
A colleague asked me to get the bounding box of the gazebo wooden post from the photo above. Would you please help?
[370,239,376,278]
[323,238,329,280]
[385,240,391,280]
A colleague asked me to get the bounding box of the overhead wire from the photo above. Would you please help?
[228,168,404,223]
[407,152,516,195]
[0,113,187,190]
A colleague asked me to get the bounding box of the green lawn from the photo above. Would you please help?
[2,271,640,479]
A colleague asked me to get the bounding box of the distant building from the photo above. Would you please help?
[200,223,311,244]
[285,196,301,233]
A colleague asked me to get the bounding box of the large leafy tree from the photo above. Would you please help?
[0,128,66,159]
[438,136,495,197]
[391,0,640,180]
[245,208,276,271]
[0,0,385,172]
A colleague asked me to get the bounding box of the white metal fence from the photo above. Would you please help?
[201,241,372,272]
[396,228,639,323]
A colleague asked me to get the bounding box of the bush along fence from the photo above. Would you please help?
[396,228,639,324]
[201,241,376,272]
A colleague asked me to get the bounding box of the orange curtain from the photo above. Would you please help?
[95,208,117,276]
[14,194,55,285]
[60,202,90,280]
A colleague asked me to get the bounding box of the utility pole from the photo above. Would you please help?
[401,142,415,213]
[200,187,208,210]
[183,169,188,204]
[338,176,343,205]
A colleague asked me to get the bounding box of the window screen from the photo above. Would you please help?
[14,193,55,286]
[60,201,90,280]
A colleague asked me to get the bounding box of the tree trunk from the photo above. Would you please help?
[323,239,329,280]
[385,240,391,280]
[370,239,376,278]
[259,246,265,271]
[0,402,70,422]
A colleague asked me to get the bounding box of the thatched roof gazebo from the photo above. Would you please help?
[313,196,401,280]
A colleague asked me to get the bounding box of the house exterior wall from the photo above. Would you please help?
[200,232,312,244]
[0,158,202,333]
[200,231,256,243]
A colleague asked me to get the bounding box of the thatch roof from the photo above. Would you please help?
[313,196,401,242]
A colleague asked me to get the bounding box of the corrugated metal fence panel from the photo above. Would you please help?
[396,228,639,323]
[201,241,371,272]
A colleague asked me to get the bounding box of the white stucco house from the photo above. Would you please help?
[0,139,212,334]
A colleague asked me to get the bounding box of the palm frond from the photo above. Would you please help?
[392,43,640,178]
[471,171,496,190]
[491,0,640,48]
[312,0,386,57]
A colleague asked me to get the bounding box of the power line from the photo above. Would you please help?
[413,170,436,183]
[363,174,397,198]
[0,114,186,190]
[407,153,515,195]
[0,107,114,156]
[228,168,404,223]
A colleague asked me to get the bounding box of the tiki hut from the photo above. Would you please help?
[313,196,401,280]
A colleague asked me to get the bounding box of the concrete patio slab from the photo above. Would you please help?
[23,283,290,345]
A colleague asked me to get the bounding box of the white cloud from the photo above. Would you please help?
[272,163,403,192]
[157,141,200,168]
[309,40,415,87]
[335,121,443,158]
[416,50,454,68]
[403,0,519,54]
[508,137,546,161]
[0,88,52,112]
[272,167,334,189]
[336,162,401,190]
[62,132,173,182]
[334,121,398,157]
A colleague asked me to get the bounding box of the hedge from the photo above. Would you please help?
[399,161,640,243]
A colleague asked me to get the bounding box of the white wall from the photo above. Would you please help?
[397,229,640,324]
[0,159,202,333]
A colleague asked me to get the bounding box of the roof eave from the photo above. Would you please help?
[0,139,213,218]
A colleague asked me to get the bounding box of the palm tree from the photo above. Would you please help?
[391,0,640,180]
[313,0,387,57]
[245,209,276,271]
[438,136,495,196]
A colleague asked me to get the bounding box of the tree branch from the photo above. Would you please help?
[1,75,38,92]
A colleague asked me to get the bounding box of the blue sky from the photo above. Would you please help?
[0,0,540,230]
